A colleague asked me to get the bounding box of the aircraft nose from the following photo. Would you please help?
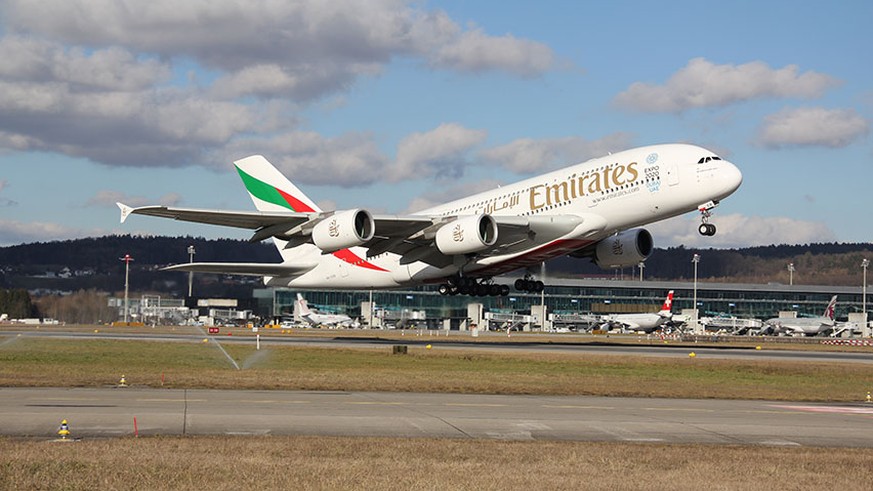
[720,161,743,196]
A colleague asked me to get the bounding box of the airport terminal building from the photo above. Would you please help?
[253,277,869,331]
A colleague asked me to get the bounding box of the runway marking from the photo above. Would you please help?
[770,404,873,415]
[444,403,507,408]
[138,398,207,403]
[346,401,408,406]
[759,440,801,446]
[516,421,552,431]
[643,407,715,413]
[542,405,615,410]
[235,400,311,404]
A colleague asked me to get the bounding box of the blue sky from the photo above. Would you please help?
[0,0,870,249]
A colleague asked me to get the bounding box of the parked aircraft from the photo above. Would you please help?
[599,291,674,333]
[763,296,838,336]
[118,144,742,294]
[294,293,358,327]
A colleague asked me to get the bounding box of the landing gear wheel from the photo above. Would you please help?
[698,223,716,236]
[514,276,545,293]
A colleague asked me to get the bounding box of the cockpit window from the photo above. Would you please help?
[697,156,721,164]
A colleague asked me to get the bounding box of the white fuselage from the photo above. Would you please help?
[765,317,835,336]
[269,143,742,289]
[601,312,671,333]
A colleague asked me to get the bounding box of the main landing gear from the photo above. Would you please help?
[438,276,511,297]
[697,200,719,236]
[514,274,544,293]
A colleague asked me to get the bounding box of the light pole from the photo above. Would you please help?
[120,254,134,323]
[863,259,869,315]
[187,245,196,297]
[692,254,700,330]
[788,263,795,286]
[638,261,645,282]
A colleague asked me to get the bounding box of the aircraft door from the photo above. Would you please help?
[666,163,679,186]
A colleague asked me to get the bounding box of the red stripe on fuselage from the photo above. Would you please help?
[475,239,594,276]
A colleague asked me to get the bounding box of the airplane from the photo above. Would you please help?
[117,143,742,295]
[599,290,674,333]
[763,296,837,336]
[294,293,358,328]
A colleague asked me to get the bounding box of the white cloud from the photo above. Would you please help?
[756,107,869,148]
[614,58,839,112]
[431,28,554,77]
[0,36,170,90]
[4,1,556,87]
[392,123,488,181]
[479,133,635,174]
[0,0,557,179]
[222,131,390,187]
[647,213,836,248]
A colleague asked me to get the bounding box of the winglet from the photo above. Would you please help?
[117,202,134,223]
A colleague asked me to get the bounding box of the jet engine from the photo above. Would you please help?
[434,215,498,255]
[311,209,374,253]
[592,228,653,269]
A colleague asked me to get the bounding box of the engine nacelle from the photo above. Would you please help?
[593,228,653,269]
[435,215,498,255]
[311,209,374,253]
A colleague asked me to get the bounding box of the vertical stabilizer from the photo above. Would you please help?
[659,291,674,315]
[296,293,313,316]
[824,295,838,320]
[233,155,321,263]
[234,155,321,214]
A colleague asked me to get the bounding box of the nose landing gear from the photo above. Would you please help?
[697,200,719,236]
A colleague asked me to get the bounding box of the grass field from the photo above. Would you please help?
[3,329,873,489]
[3,436,873,490]
[2,334,873,401]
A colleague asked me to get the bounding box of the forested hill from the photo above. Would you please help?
[0,235,280,269]
[548,243,873,286]
[1,235,871,288]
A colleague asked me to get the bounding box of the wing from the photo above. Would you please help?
[119,202,607,269]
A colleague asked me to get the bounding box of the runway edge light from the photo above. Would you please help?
[57,419,70,440]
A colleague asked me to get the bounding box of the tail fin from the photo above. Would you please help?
[234,155,321,263]
[233,155,321,213]
[823,295,837,320]
[296,293,312,315]
[659,290,674,314]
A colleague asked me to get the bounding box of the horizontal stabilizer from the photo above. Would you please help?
[162,262,316,277]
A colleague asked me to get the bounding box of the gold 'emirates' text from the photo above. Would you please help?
[529,162,639,211]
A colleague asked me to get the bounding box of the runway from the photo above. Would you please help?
[4,387,873,447]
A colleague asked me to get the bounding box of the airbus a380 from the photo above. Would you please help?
[118,143,742,296]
